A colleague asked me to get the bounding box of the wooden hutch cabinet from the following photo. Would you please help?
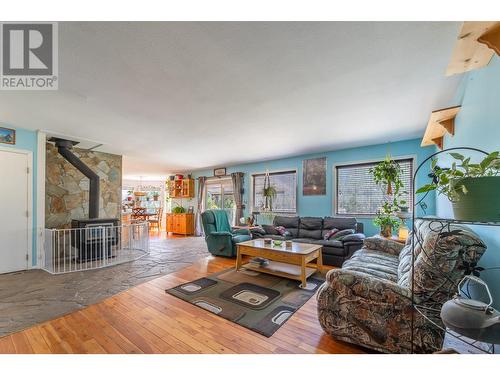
[169,179,195,198]
[166,213,195,235]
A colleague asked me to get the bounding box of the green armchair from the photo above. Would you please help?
[201,210,252,257]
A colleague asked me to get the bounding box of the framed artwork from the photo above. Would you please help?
[0,127,15,145]
[303,157,326,195]
[214,167,226,177]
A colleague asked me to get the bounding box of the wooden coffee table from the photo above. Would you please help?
[235,239,323,288]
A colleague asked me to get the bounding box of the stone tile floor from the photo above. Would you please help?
[0,235,209,337]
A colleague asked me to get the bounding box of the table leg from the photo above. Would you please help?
[235,246,242,271]
[317,248,323,273]
[300,257,307,288]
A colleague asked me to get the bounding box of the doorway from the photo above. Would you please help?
[205,178,236,225]
[0,148,31,273]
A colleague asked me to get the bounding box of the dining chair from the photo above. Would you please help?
[148,207,163,231]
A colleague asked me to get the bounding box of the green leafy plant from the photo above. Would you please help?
[369,155,404,196]
[369,155,406,236]
[417,151,500,202]
[172,202,186,214]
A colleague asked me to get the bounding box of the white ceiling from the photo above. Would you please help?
[0,22,462,180]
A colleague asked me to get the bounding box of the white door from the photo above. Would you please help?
[0,149,30,273]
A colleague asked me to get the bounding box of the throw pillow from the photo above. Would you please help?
[323,228,340,240]
[275,226,287,236]
[331,228,355,240]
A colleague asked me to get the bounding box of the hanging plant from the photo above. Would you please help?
[369,155,404,196]
[262,169,277,211]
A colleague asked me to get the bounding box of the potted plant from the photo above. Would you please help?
[417,151,500,222]
[172,202,186,214]
[369,155,406,237]
[262,170,277,211]
[369,155,404,196]
[152,191,160,201]
[373,201,401,237]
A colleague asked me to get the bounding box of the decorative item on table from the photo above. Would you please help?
[440,275,500,346]
[214,167,226,177]
[396,207,411,241]
[303,157,327,195]
[285,240,293,248]
[187,206,194,213]
[273,240,283,246]
[264,238,272,245]
[417,151,500,222]
[175,174,184,180]
[0,127,15,145]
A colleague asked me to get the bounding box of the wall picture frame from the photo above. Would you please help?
[214,167,226,176]
[0,127,16,145]
[303,157,327,195]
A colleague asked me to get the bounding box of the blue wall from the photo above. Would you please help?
[1,126,38,266]
[436,55,500,307]
[191,138,436,236]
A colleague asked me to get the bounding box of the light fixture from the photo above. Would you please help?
[440,275,500,344]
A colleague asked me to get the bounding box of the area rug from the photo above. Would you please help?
[165,268,324,337]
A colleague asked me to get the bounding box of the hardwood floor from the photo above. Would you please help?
[0,254,367,354]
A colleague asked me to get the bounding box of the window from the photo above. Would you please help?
[204,178,236,225]
[335,158,414,216]
[252,170,297,213]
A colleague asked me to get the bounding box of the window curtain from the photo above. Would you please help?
[231,172,245,225]
[196,176,206,236]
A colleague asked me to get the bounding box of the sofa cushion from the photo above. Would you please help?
[298,217,323,239]
[411,220,486,305]
[343,249,399,282]
[323,217,357,231]
[274,216,300,237]
[397,242,413,287]
[201,211,217,234]
[321,245,346,257]
[331,228,355,240]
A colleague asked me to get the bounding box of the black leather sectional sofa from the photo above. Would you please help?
[251,216,365,267]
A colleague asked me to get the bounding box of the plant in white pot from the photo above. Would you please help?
[369,155,407,237]
[417,151,500,222]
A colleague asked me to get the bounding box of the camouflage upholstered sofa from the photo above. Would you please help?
[316,219,487,353]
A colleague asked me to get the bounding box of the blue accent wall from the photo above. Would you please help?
[1,126,38,266]
[436,55,500,307]
[191,138,436,236]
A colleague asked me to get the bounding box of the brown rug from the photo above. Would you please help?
[166,268,324,337]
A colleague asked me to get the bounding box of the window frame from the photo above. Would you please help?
[251,169,298,214]
[332,156,416,218]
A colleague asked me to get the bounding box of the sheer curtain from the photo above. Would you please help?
[231,172,245,225]
[196,176,206,236]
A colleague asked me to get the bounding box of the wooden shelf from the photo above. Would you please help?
[243,260,317,279]
[421,106,461,149]
[168,178,195,198]
[446,22,500,76]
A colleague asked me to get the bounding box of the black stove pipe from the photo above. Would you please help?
[52,138,100,219]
